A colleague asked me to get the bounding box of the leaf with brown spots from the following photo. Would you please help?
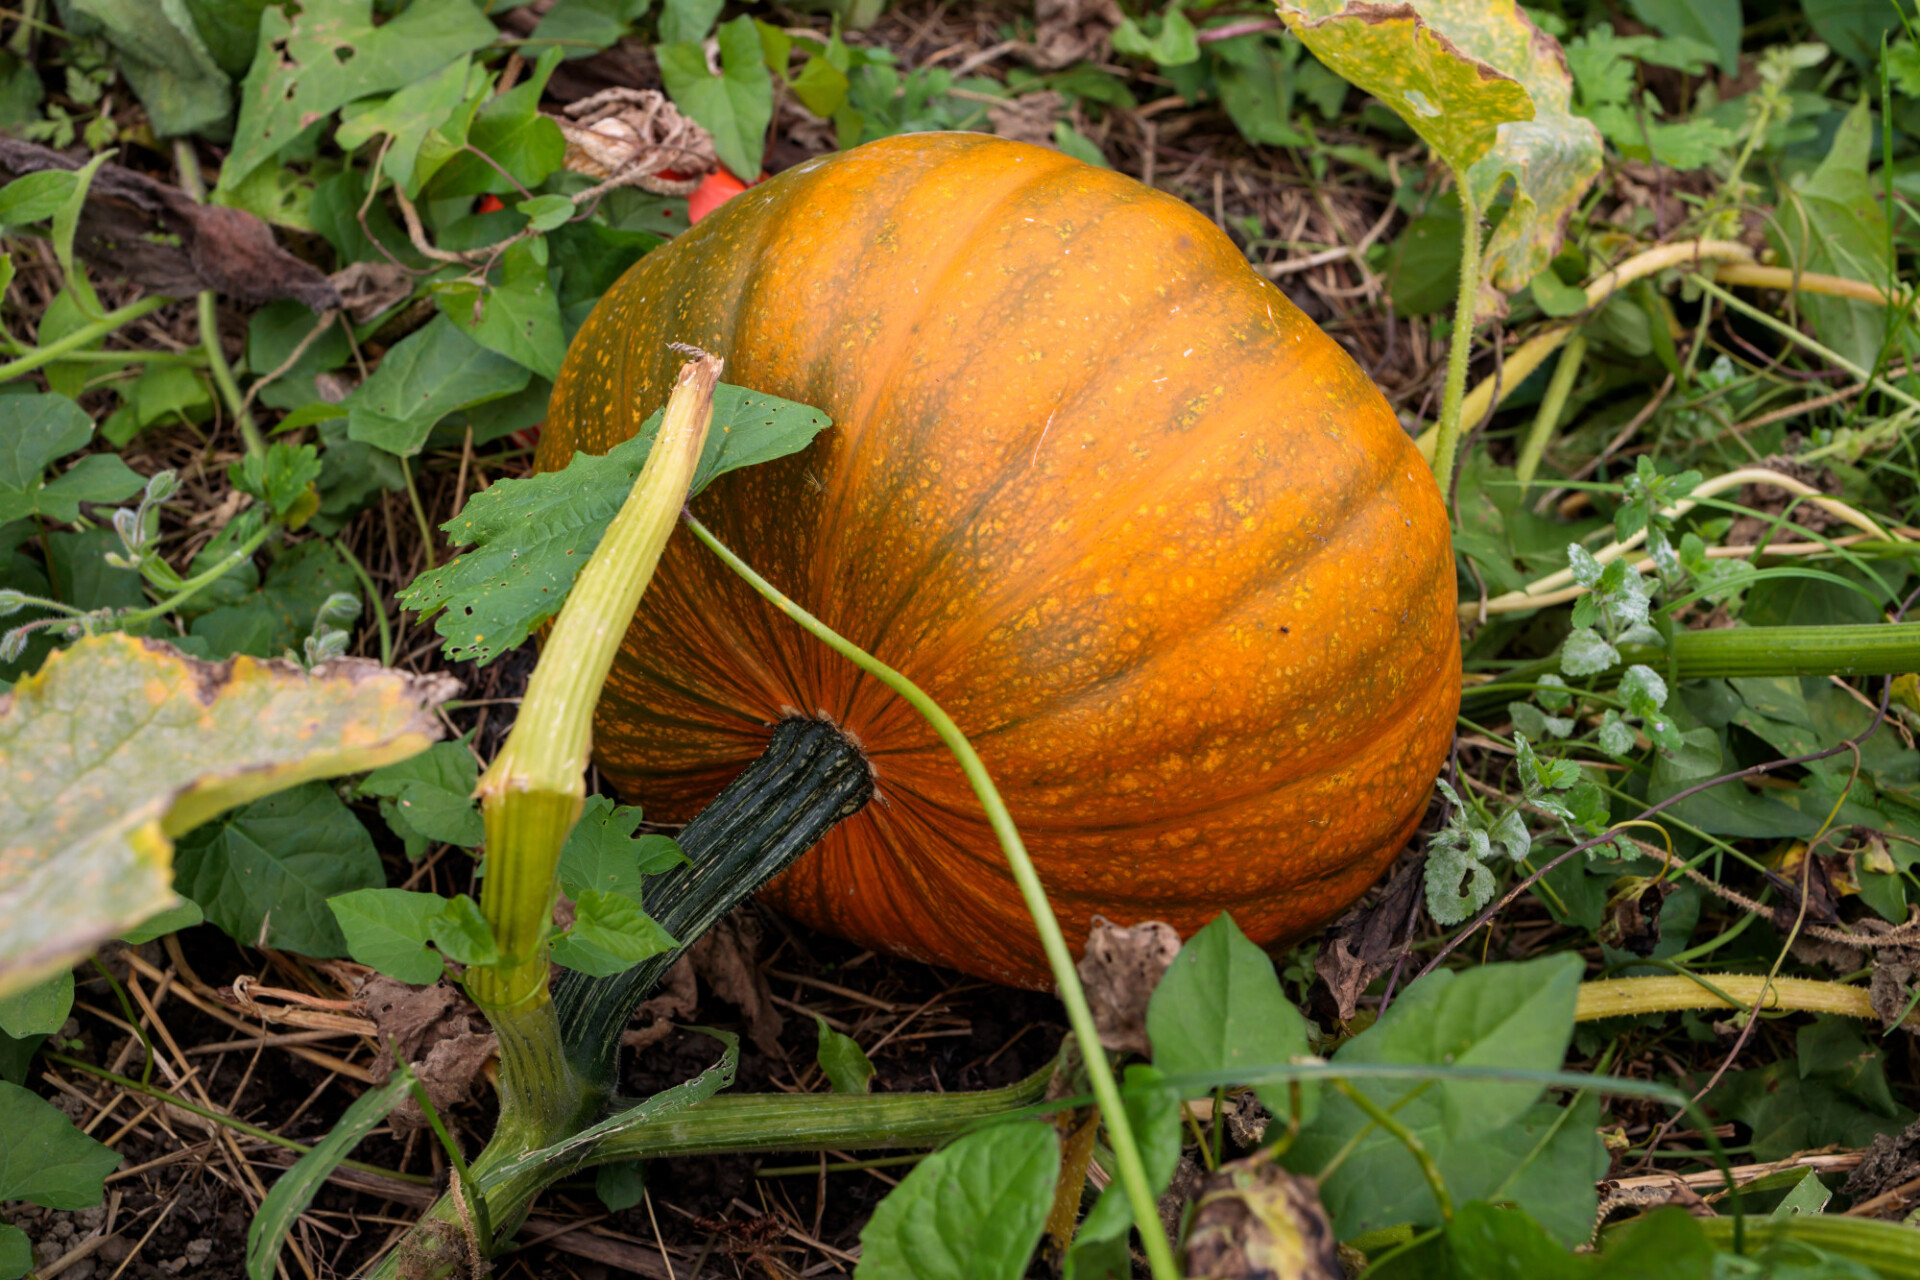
[0,634,458,996]
[1274,0,1602,312]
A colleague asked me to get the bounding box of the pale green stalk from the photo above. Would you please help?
[683,515,1183,1280]
[0,295,168,382]
[1514,332,1586,489]
[1428,184,1484,501]
[471,354,719,1011]
[172,140,266,458]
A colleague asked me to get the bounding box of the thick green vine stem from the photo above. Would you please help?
[1428,183,1485,501]
[1465,623,1920,713]
[366,1065,1055,1279]
[683,514,1184,1280]
[553,715,874,1088]
[472,353,719,1010]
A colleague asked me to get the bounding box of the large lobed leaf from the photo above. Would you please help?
[219,0,497,189]
[1276,0,1602,314]
[0,634,457,996]
[401,383,832,666]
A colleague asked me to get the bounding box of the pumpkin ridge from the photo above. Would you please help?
[806,295,1413,743]
[802,142,1085,636]
[832,243,1229,686]
[831,381,1416,748]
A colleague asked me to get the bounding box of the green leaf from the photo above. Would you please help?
[0,393,92,491]
[595,1160,646,1211]
[220,0,498,189]
[327,888,445,984]
[174,782,386,957]
[247,1063,415,1280]
[1708,1019,1913,1162]
[1111,8,1201,65]
[356,740,483,848]
[1530,268,1588,317]
[0,170,77,228]
[103,363,215,447]
[1147,913,1313,1123]
[548,219,660,306]
[247,302,351,412]
[1386,195,1463,317]
[815,1015,875,1093]
[1625,0,1740,75]
[855,1121,1060,1280]
[529,0,654,59]
[189,541,360,659]
[1593,1208,1721,1278]
[1768,100,1891,373]
[550,890,678,977]
[333,54,477,197]
[789,53,851,118]
[69,0,230,138]
[179,0,271,79]
[117,899,203,945]
[1445,1202,1583,1279]
[0,970,72,1039]
[1284,956,1592,1240]
[659,17,774,181]
[0,1222,28,1280]
[428,894,500,967]
[229,441,323,522]
[345,315,532,458]
[1277,0,1602,312]
[0,634,452,996]
[400,383,832,665]
[660,0,724,44]
[1802,0,1905,67]
[518,194,576,233]
[0,1080,120,1208]
[427,48,568,198]
[1211,35,1309,147]
[558,795,688,901]
[434,238,568,381]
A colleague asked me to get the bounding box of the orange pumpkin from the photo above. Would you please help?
[540,133,1460,988]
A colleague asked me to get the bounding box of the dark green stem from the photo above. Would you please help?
[553,716,874,1089]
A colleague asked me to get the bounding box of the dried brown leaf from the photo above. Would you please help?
[1029,0,1123,70]
[1843,1118,1920,1213]
[1313,855,1422,1022]
[622,954,699,1054]
[689,911,784,1057]
[1075,916,1181,1056]
[330,261,414,325]
[0,139,340,311]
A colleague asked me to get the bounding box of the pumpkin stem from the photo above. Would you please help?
[681,514,1187,1280]
[470,353,721,1011]
[552,715,875,1087]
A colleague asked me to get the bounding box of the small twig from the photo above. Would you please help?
[238,308,341,423]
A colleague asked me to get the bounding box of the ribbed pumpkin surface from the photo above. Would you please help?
[540,133,1460,988]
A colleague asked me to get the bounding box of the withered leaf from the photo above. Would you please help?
[1075,915,1182,1056]
[0,139,340,311]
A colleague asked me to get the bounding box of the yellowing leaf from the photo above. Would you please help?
[1277,0,1602,314]
[0,634,458,996]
